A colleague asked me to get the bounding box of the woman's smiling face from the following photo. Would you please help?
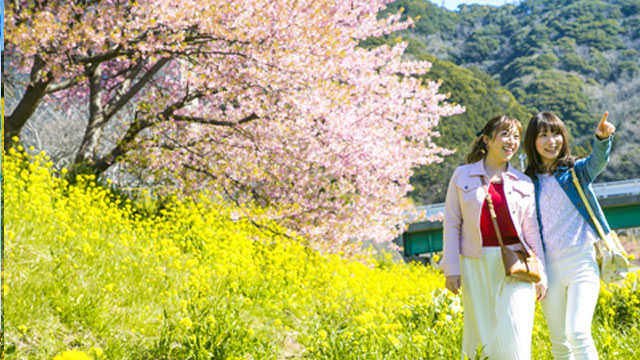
[486,125,520,163]
[535,130,564,166]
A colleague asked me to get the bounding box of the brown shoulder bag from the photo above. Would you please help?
[481,178,541,283]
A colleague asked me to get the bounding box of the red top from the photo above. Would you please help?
[480,182,520,247]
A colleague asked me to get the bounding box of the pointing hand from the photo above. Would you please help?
[596,112,615,139]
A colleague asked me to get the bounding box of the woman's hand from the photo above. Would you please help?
[536,283,547,301]
[445,275,461,295]
[596,112,615,139]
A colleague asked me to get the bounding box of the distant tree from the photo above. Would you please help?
[586,76,640,181]
[516,70,592,135]
[381,0,457,37]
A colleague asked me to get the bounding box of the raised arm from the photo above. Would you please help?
[579,112,614,183]
[596,112,615,140]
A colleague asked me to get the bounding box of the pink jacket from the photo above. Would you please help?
[441,160,546,285]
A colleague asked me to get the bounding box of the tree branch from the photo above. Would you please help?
[104,57,172,119]
[76,46,133,64]
[92,113,153,174]
[45,77,81,93]
[105,61,143,94]
[171,113,259,126]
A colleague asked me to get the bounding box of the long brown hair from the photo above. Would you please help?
[524,112,575,177]
[465,115,522,164]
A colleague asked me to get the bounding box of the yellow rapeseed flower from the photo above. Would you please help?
[179,317,193,329]
[52,350,92,360]
[89,347,105,358]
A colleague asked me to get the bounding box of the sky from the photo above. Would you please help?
[433,0,519,11]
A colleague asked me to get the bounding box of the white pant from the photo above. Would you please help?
[541,241,600,359]
[461,247,536,360]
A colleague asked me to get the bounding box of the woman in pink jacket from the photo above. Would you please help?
[441,115,547,360]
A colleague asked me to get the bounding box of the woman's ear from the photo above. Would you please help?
[480,135,489,153]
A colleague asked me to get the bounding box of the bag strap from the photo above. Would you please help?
[480,177,532,257]
[570,168,607,240]
[571,168,629,258]
[481,177,507,252]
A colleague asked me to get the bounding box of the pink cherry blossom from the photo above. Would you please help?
[5,0,463,252]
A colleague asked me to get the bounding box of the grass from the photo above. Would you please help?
[3,147,640,359]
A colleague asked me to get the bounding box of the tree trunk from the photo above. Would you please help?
[93,116,151,174]
[4,56,50,151]
[75,64,106,168]
[74,58,171,175]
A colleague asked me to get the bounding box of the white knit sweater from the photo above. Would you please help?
[538,174,598,260]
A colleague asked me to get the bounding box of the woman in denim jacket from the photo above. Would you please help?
[442,115,547,360]
[524,111,615,359]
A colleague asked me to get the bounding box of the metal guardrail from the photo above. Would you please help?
[593,178,640,198]
[411,178,640,222]
[412,203,445,220]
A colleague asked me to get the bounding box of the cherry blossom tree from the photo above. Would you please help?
[4,0,463,250]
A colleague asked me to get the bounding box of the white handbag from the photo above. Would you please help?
[571,168,630,283]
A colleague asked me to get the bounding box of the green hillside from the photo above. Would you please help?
[381,0,640,203]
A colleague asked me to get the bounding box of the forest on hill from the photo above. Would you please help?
[377,0,640,204]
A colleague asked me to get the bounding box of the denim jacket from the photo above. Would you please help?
[532,135,613,249]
